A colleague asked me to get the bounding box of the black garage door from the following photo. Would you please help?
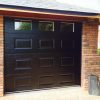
[4,17,82,92]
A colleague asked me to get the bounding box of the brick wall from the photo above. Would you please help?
[0,16,4,96]
[81,19,100,90]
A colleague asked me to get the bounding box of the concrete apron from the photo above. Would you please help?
[1,86,100,100]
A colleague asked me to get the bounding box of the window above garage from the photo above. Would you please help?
[15,20,32,30]
[60,22,74,32]
[7,18,76,33]
[38,21,54,32]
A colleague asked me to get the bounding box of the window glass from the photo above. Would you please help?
[15,20,32,30]
[60,22,74,32]
[39,21,54,31]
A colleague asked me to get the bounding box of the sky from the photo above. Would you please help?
[56,0,100,11]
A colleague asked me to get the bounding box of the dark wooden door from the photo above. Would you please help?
[4,17,82,92]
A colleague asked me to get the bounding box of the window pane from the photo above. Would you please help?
[39,21,54,31]
[60,22,74,32]
[15,20,32,30]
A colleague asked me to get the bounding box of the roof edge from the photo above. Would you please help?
[0,4,99,16]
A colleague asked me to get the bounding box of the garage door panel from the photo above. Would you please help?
[59,68,74,74]
[5,54,35,75]
[15,58,32,71]
[5,63,14,75]
[58,73,75,86]
[14,39,32,49]
[14,76,33,91]
[39,83,54,88]
[39,75,54,84]
[39,67,54,74]
[59,82,75,86]
[60,56,74,66]
[5,74,35,92]
[60,39,74,49]
[39,57,54,67]
[5,76,15,92]
[5,34,36,52]
[59,73,75,82]
[38,74,56,88]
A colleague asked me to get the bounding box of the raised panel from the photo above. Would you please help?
[60,74,74,82]
[39,75,54,88]
[39,39,55,49]
[15,39,32,49]
[59,73,75,85]
[61,57,74,66]
[15,58,32,70]
[14,76,32,90]
[39,57,54,67]
[39,75,53,84]
[61,40,74,49]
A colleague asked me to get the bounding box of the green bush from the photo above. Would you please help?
[97,49,100,55]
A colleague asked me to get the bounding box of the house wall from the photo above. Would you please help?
[81,19,100,90]
[0,14,99,96]
[0,16,4,96]
[98,26,100,49]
